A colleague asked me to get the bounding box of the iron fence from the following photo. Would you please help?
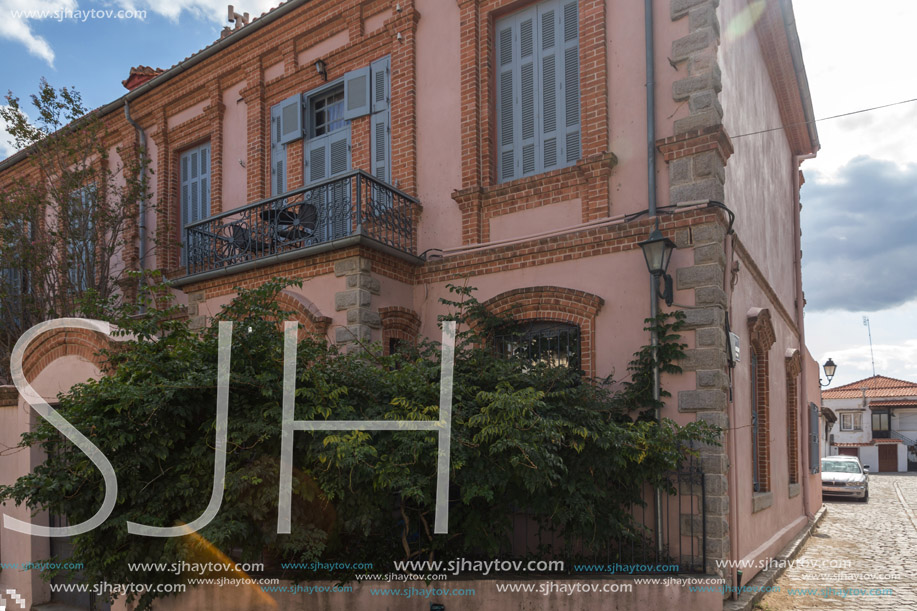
[184,170,419,275]
[501,463,707,574]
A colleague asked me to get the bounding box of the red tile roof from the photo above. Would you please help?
[822,375,917,399]
[869,399,917,408]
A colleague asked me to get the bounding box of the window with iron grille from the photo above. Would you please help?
[495,321,581,370]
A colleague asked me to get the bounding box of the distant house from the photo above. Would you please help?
[823,375,917,472]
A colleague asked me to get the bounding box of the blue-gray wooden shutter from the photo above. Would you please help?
[180,143,211,264]
[370,56,391,186]
[540,4,559,171]
[559,0,580,164]
[371,56,390,114]
[270,103,287,195]
[497,0,579,183]
[343,66,371,120]
[518,9,538,176]
[496,20,515,181]
[328,130,351,239]
[278,94,303,144]
[809,403,820,473]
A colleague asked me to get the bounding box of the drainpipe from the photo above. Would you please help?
[795,152,816,520]
[124,100,147,308]
[644,0,664,558]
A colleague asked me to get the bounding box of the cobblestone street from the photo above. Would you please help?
[759,474,917,610]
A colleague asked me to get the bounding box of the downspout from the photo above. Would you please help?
[644,0,664,558]
[124,100,147,308]
[795,152,816,520]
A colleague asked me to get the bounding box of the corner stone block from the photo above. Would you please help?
[695,286,728,308]
[682,307,725,329]
[677,263,723,290]
[335,289,372,311]
[334,256,372,277]
[670,177,725,207]
[693,242,726,266]
[681,348,728,371]
[673,109,722,136]
[698,411,729,429]
[705,536,728,559]
[670,157,693,185]
[700,453,728,475]
[346,308,382,328]
[671,0,710,20]
[705,516,729,538]
[671,28,714,62]
[689,3,720,34]
[334,325,373,344]
[692,150,726,181]
[696,326,727,349]
[346,273,381,294]
[697,369,729,390]
[678,389,727,411]
[706,474,727,496]
[704,494,729,515]
[691,223,726,245]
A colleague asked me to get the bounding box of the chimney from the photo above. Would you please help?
[122,65,165,91]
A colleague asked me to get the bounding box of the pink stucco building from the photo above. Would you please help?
[0,0,823,608]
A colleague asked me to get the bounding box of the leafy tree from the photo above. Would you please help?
[0,80,148,383]
[0,279,718,608]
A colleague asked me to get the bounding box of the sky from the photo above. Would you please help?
[0,0,915,388]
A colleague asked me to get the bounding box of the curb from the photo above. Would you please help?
[722,505,828,611]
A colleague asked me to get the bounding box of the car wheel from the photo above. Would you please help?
[861,490,869,502]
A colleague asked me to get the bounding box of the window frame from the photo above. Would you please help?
[494,0,581,184]
[67,184,97,293]
[840,412,862,431]
[179,141,212,266]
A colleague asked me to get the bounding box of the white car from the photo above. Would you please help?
[821,456,869,501]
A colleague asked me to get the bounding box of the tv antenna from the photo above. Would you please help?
[863,316,876,377]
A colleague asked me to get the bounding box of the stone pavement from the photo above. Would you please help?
[758,473,917,610]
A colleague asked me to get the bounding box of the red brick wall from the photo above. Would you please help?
[454,0,612,245]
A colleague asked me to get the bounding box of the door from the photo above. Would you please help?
[878,444,898,472]
[838,447,859,457]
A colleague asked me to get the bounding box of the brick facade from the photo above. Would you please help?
[0,0,822,598]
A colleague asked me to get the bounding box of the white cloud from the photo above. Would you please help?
[0,0,281,67]
[0,0,77,66]
[794,0,917,181]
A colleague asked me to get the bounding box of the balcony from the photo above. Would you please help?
[182,170,420,278]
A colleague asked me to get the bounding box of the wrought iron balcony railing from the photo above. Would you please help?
[184,170,419,276]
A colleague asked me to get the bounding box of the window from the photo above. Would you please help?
[495,321,581,370]
[312,88,346,136]
[748,308,775,494]
[751,351,762,492]
[872,411,890,438]
[495,0,581,183]
[67,186,96,292]
[180,142,211,265]
[305,83,351,184]
[786,365,800,485]
[270,57,390,196]
[839,413,862,431]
